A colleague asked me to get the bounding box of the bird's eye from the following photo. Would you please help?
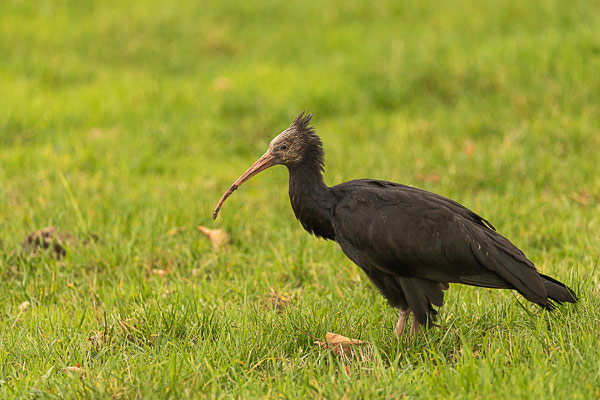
[280,144,288,151]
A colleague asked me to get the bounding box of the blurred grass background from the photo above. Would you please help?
[0,0,599,398]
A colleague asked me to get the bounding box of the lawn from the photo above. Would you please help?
[1,0,599,398]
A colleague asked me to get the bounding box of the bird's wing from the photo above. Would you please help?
[330,180,547,304]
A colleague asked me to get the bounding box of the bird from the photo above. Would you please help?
[213,112,577,337]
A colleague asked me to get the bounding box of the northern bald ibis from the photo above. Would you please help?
[213,112,577,337]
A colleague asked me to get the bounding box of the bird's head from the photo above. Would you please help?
[212,111,322,220]
[267,111,322,168]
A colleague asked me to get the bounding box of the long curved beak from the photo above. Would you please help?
[212,151,275,220]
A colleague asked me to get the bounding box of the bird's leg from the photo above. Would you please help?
[409,314,420,337]
[394,309,411,338]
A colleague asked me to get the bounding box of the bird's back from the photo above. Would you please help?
[329,179,558,306]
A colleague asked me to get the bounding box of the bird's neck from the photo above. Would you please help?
[287,160,336,240]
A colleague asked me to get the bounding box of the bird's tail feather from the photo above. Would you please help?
[396,276,444,326]
[540,273,578,305]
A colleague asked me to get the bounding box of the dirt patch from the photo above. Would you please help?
[22,227,73,258]
[21,227,99,259]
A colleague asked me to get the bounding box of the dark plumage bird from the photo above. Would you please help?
[213,112,577,337]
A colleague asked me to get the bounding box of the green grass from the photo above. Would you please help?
[1,0,599,398]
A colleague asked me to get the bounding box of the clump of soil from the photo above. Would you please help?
[21,227,75,258]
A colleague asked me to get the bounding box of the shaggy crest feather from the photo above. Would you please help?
[291,111,315,134]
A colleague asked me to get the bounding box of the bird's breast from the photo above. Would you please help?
[289,194,336,240]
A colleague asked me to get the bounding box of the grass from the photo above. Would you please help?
[1,0,599,397]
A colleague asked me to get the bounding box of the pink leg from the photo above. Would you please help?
[395,309,411,338]
[409,314,420,337]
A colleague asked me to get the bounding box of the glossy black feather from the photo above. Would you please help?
[278,115,577,327]
[326,179,577,324]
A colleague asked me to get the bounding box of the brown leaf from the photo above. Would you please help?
[463,141,475,157]
[571,190,594,206]
[18,301,31,312]
[197,225,230,252]
[151,268,168,277]
[65,364,86,376]
[315,332,368,359]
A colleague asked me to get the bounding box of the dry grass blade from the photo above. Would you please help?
[263,288,293,312]
[88,331,106,350]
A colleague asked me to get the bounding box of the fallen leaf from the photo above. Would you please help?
[197,226,230,252]
[463,141,475,157]
[315,332,369,359]
[151,268,168,277]
[18,301,31,312]
[571,191,594,206]
[65,364,86,376]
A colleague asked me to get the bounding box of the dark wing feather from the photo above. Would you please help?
[330,179,549,305]
[356,179,496,230]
